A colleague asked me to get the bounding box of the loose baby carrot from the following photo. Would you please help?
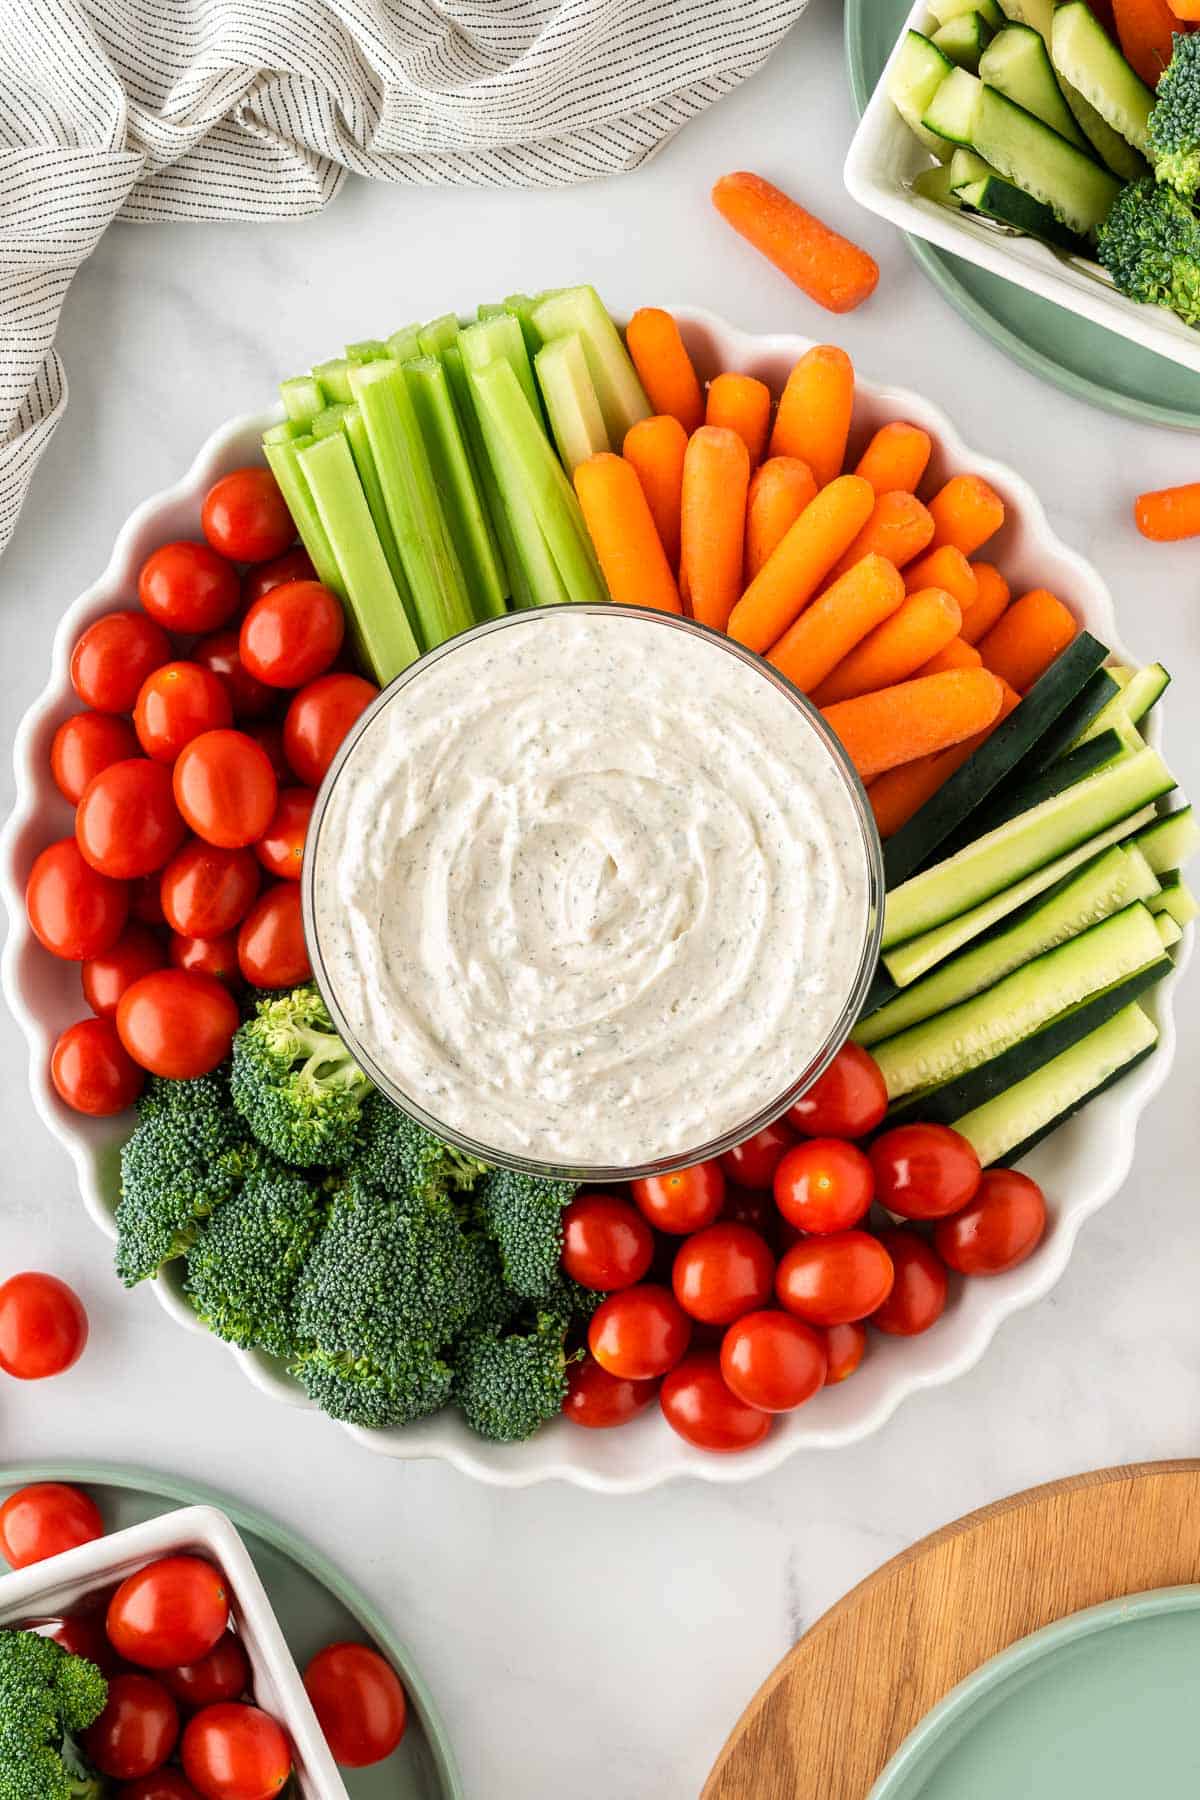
[625,308,704,434]
[927,474,1005,557]
[728,473,876,652]
[767,554,905,694]
[712,172,880,314]
[958,561,1010,644]
[681,426,751,631]
[854,421,933,496]
[705,372,772,467]
[744,457,819,581]
[826,490,935,583]
[573,453,682,614]
[821,668,1005,783]
[1134,481,1200,540]
[812,588,962,706]
[904,544,978,611]
[769,345,855,486]
[913,636,982,677]
[623,414,687,568]
[867,682,1020,836]
[977,588,1077,692]
[1112,0,1177,86]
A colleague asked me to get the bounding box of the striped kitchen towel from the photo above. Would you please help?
[0,0,809,558]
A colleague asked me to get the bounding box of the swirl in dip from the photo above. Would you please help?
[308,608,873,1169]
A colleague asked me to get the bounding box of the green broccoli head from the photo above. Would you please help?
[1096,177,1200,324]
[292,1344,454,1430]
[354,1091,490,1205]
[0,1629,107,1800]
[453,1311,576,1442]
[115,1067,248,1286]
[231,986,371,1169]
[1149,32,1200,198]
[474,1165,580,1300]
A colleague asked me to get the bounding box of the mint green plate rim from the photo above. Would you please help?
[844,5,1200,432]
[0,1459,464,1800]
[869,1583,1200,1797]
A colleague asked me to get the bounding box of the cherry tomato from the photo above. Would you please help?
[0,1481,102,1566]
[116,969,239,1078]
[671,1224,775,1326]
[823,1320,867,1385]
[934,1168,1047,1276]
[562,1357,659,1429]
[869,1123,982,1221]
[561,1193,654,1292]
[721,1186,777,1238]
[161,1631,251,1708]
[774,1139,875,1236]
[254,789,314,882]
[71,612,172,714]
[52,712,140,803]
[0,1274,89,1380]
[245,722,290,786]
[119,1773,205,1800]
[82,923,167,1018]
[787,1043,889,1139]
[108,1556,229,1669]
[870,1228,948,1337]
[303,1641,408,1768]
[83,1673,179,1779]
[139,542,240,634]
[181,1703,292,1800]
[161,842,260,938]
[202,469,294,565]
[27,838,128,960]
[236,884,310,989]
[169,931,243,990]
[720,1309,827,1412]
[776,1230,895,1327]
[242,545,315,609]
[283,673,378,786]
[660,1350,773,1453]
[77,760,187,880]
[240,582,344,689]
[194,630,274,721]
[134,663,234,763]
[631,1161,725,1235]
[26,1609,123,1674]
[719,1118,797,1190]
[52,1016,145,1115]
[131,873,167,926]
[588,1285,691,1380]
[173,730,277,849]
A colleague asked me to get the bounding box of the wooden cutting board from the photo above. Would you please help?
[702,1460,1200,1800]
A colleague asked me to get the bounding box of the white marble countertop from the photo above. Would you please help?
[2,5,1199,1795]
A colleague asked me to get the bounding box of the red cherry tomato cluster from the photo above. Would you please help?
[560,1043,1049,1454]
[27,467,382,1115]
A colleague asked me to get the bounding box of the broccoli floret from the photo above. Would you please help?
[1149,32,1200,198]
[354,1090,490,1204]
[0,1628,107,1800]
[183,1148,324,1358]
[454,1311,576,1442]
[1097,177,1200,323]
[458,1231,523,1332]
[115,1068,248,1286]
[294,1344,453,1430]
[231,986,370,1168]
[475,1165,579,1300]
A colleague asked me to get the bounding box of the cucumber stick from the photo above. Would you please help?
[1127,807,1199,875]
[1051,2,1154,154]
[1148,871,1200,927]
[1074,663,1170,746]
[933,14,993,73]
[924,67,983,145]
[971,86,1123,235]
[931,0,1004,25]
[1157,913,1184,948]
[996,0,1055,41]
[1060,78,1149,180]
[889,32,958,159]
[914,164,963,204]
[979,25,1090,149]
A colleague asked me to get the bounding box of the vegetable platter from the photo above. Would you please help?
[2,307,1190,1493]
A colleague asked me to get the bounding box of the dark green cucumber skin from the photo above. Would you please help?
[935,728,1122,857]
[1008,1043,1156,1166]
[1027,666,1119,766]
[859,965,902,1020]
[883,632,1110,888]
[963,178,1087,252]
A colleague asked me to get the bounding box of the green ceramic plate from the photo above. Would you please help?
[870,1585,1200,1798]
[845,1,1200,429]
[0,1462,462,1800]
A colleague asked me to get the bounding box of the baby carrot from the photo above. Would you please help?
[867,682,1020,835]
[623,414,688,568]
[769,345,855,487]
[904,544,978,611]
[958,561,1010,644]
[812,588,962,706]
[745,457,818,581]
[728,474,876,652]
[1112,0,1177,86]
[768,554,905,694]
[711,171,880,314]
[1134,481,1200,540]
[625,308,704,434]
[705,372,772,467]
[854,421,933,496]
[826,490,935,583]
[573,453,682,614]
[821,668,1005,783]
[681,426,751,631]
[927,474,1006,557]
[978,588,1077,692]
[913,636,982,677]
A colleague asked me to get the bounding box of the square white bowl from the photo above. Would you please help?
[0,1503,350,1800]
[843,1,1200,377]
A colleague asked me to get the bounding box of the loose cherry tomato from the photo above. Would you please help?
[236,884,310,989]
[719,1118,797,1190]
[283,673,378,786]
[776,1230,895,1327]
[139,542,239,634]
[181,1703,292,1800]
[562,1357,658,1429]
[52,712,140,803]
[202,468,294,564]
[77,760,187,880]
[787,1043,889,1139]
[27,838,128,960]
[116,969,239,1078]
[774,1139,875,1235]
[561,1193,654,1292]
[0,1481,102,1566]
[671,1224,775,1326]
[52,1016,144,1115]
[161,1631,251,1708]
[588,1285,691,1380]
[134,663,234,763]
[870,1123,982,1221]
[240,582,344,689]
[194,630,274,721]
[0,1275,89,1380]
[823,1320,867,1385]
[82,922,167,1018]
[254,788,314,882]
[720,1310,827,1412]
[303,1641,408,1768]
[631,1161,725,1235]
[26,1609,123,1674]
[173,730,277,849]
[660,1350,772,1453]
[244,721,290,786]
[84,1673,179,1779]
[71,612,172,714]
[130,872,167,926]
[169,931,243,990]
[720,1185,777,1237]
[108,1556,229,1669]
[161,842,260,938]
[934,1168,1047,1276]
[119,1773,205,1800]
[242,545,315,609]
[870,1228,948,1337]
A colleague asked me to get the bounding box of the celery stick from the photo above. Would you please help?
[387,325,422,363]
[263,420,304,445]
[313,359,353,404]
[503,293,544,362]
[459,314,541,418]
[404,357,507,620]
[346,339,388,364]
[348,359,475,648]
[280,376,324,424]
[477,301,506,320]
[529,285,650,441]
[534,334,609,472]
[343,403,417,624]
[298,434,421,682]
[261,435,343,597]
[311,403,349,439]
[417,314,460,360]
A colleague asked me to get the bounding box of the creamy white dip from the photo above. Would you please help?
[310,609,872,1168]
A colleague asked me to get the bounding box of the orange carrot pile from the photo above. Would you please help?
[822,669,1006,783]
[1134,481,1200,541]
[681,427,750,631]
[813,588,962,706]
[623,415,687,568]
[711,172,880,315]
[1112,0,1177,85]
[769,345,855,486]
[705,373,772,467]
[768,554,905,694]
[573,453,681,614]
[959,561,1010,644]
[625,309,704,434]
[728,474,875,653]
[915,636,981,677]
[978,588,1076,692]
[868,683,1021,837]
[904,545,977,611]
[745,458,818,581]
[855,421,932,496]
[927,474,1006,558]
[826,490,934,582]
